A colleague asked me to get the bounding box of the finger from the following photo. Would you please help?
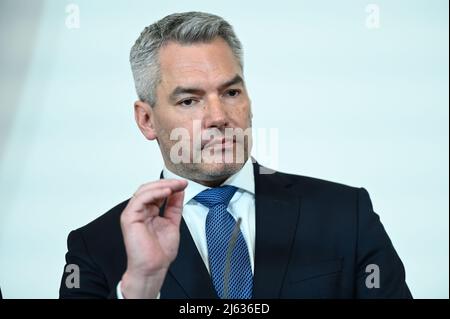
[134,180,188,202]
[133,179,188,198]
[123,180,188,226]
[127,180,187,219]
[164,190,185,227]
[123,188,171,223]
[134,179,184,195]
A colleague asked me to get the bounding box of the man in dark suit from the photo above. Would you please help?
[59,12,412,299]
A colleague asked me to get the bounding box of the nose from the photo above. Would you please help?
[203,95,229,129]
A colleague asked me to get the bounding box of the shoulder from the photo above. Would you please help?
[78,199,129,235]
[257,163,362,201]
[67,199,130,257]
[62,199,130,295]
[255,164,371,226]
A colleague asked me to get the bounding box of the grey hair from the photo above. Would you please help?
[129,11,244,106]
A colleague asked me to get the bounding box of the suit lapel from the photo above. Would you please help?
[252,162,302,298]
[167,219,217,298]
[158,171,216,298]
[160,162,301,299]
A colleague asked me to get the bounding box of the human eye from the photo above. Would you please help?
[224,89,241,98]
[178,98,198,107]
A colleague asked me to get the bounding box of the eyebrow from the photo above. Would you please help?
[168,74,244,103]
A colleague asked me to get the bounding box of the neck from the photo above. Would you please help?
[163,159,247,188]
[164,163,234,188]
[192,177,228,188]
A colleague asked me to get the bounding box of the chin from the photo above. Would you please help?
[167,145,250,182]
[200,162,243,179]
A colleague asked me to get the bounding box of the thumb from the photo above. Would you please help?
[163,190,184,227]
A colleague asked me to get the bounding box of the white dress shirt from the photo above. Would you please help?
[117,158,255,298]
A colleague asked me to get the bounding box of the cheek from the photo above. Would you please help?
[231,101,251,126]
[159,116,197,144]
[154,111,185,134]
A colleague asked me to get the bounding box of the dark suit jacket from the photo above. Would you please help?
[59,162,412,299]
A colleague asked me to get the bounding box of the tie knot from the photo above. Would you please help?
[194,185,238,209]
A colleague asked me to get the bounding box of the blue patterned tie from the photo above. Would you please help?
[194,185,253,299]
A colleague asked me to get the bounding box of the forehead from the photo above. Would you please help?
[158,37,242,88]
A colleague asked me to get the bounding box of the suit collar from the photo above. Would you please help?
[162,159,254,299]
[252,161,301,298]
[164,160,301,299]
[162,158,255,207]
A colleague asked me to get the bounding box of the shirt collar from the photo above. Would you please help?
[162,158,255,206]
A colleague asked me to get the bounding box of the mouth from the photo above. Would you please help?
[202,136,236,150]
